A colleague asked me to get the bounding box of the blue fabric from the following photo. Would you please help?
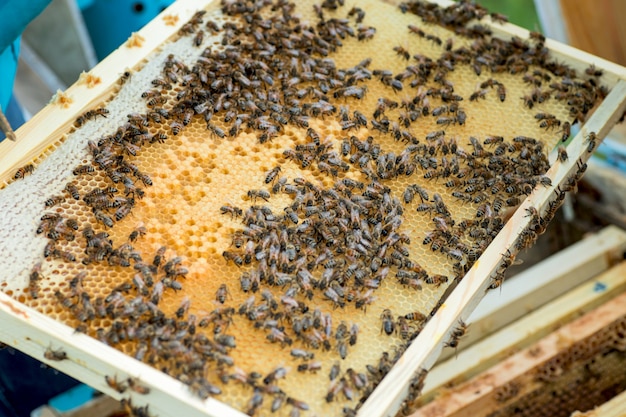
[0,0,52,53]
[0,39,19,112]
[0,0,52,110]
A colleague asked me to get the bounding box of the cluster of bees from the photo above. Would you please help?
[19,0,610,415]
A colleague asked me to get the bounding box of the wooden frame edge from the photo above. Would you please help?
[422,259,626,403]
[0,291,247,417]
[437,224,626,362]
[411,290,626,416]
[0,0,218,185]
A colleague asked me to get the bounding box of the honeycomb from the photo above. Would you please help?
[0,0,609,416]
[487,314,626,417]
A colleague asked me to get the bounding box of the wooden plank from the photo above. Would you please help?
[437,225,626,363]
[0,292,246,417]
[559,0,626,67]
[420,260,626,404]
[410,290,626,417]
[0,0,217,185]
[356,79,626,417]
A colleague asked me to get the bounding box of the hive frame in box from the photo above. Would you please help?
[411,286,626,416]
[0,1,626,417]
[422,233,626,404]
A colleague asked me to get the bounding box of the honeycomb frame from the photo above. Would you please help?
[0,1,626,417]
[411,288,626,417]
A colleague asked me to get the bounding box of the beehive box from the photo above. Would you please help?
[1,0,626,416]
[411,263,626,417]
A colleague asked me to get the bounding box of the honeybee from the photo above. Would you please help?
[297,361,322,373]
[28,262,42,298]
[114,203,132,221]
[265,166,282,184]
[94,210,114,228]
[44,346,67,361]
[408,24,425,37]
[446,319,469,349]
[150,246,166,269]
[326,378,344,402]
[131,273,148,296]
[220,204,243,218]
[483,135,503,145]
[396,316,412,339]
[585,64,603,77]
[291,348,315,360]
[425,274,448,287]
[489,272,505,290]
[175,296,191,318]
[200,118,223,136]
[540,118,561,130]
[247,189,270,201]
[216,284,230,304]
[170,121,183,135]
[105,375,127,393]
[586,131,597,152]
[380,308,395,335]
[52,249,76,262]
[469,89,487,101]
[506,196,521,207]
[521,95,534,108]
[64,183,80,200]
[347,6,365,23]
[127,377,150,395]
[136,172,152,187]
[357,25,376,41]
[263,366,288,385]
[479,78,499,89]
[529,31,546,43]
[497,84,506,102]
[393,46,410,60]
[75,108,109,126]
[128,225,147,242]
[287,397,310,411]
[193,29,204,46]
[73,165,95,175]
[14,164,35,180]
[405,311,427,322]
[329,362,341,382]
[246,389,264,415]
[69,271,86,297]
[119,70,132,85]
[223,251,243,267]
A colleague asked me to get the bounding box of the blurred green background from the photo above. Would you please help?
[474,0,542,33]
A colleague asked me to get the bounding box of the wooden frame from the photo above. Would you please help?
[411,280,626,417]
[1,1,626,417]
[437,225,626,363]
[422,255,626,404]
[0,0,213,185]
